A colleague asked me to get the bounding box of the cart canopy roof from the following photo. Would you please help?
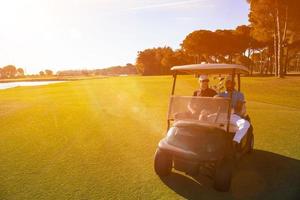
[171,64,249,74]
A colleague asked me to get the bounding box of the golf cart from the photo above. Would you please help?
[154,64,254,192]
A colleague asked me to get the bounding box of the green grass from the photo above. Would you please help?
[0,76,299,199]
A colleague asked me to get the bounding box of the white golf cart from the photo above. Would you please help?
[154,64,254,192]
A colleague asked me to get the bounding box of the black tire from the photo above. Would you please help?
[247,132,254,153]
[154,149,172,177]
[214,157,234,192]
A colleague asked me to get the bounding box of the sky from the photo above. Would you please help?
[0,0,250,74]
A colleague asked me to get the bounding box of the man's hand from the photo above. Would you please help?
[199,109,209,121]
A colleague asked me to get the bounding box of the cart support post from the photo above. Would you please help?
[238,74,241,91]
[171,73,177,95]
[226,69,236,133]
[167,73,177,130]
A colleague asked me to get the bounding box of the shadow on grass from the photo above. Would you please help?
[160,150,300,200]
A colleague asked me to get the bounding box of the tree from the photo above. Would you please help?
[235,55,253,68]
[181,30,220,63]
[285,39,300,72]
[2,65,17,78]
[136,47,195,75]
[181,28,260,64]
[136,48,158,75]
[247,0,300,77]
[136,47,173,75]
[234,25,269,74]
[39,71,45,76]
[17,68,25,77]
[171,49,194,66]
[0,68,3,79]
[234,25,265,56]
[45,69,53,76]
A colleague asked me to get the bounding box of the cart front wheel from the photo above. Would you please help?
[154,149,172,177]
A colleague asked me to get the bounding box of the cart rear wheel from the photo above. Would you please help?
[247,132,254,153]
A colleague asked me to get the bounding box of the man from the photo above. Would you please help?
[217,77,250,145]
[193,75,217,97]
[187,75,217,116]
[218,76,245,112]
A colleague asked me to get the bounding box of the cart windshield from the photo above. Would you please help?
[168,96,230,125]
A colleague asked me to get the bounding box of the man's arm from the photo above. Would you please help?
[235,92,246,116]
[193,90,198,96]
[239,92,245,102]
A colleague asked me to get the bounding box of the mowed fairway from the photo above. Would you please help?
[0,76,300,200]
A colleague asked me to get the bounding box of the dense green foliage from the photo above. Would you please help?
[248,0,300,77]
[136,47,193,75]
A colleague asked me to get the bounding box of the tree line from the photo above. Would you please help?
[57,64,137,76]
[0,65,56,79]
[0,65,25,79]
[0,64,137,79]
[39,69,54,76]
[136,0,300,77]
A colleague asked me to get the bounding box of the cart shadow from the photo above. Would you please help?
[160,150,300,200]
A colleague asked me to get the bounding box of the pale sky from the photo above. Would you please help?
[0,0,249,74]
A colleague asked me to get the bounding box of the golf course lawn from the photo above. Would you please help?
[0,76,299,199]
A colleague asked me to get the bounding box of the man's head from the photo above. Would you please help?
[198,75,209,90]
[225,76,235,91]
